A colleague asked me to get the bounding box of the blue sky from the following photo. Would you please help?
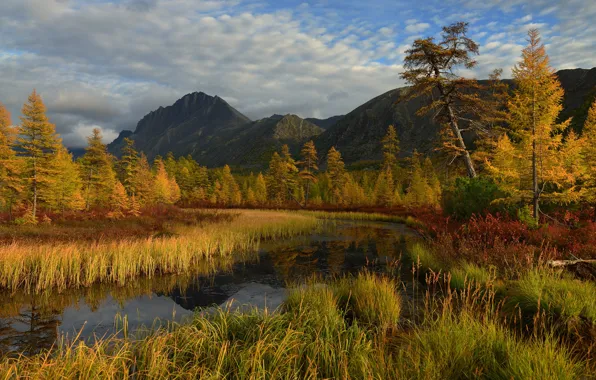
[0,0,594,147]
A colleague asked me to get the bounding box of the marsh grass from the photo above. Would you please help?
[300,210,423,229]
[1,272,590,379]
[0,210,320,294]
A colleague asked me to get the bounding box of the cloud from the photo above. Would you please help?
[0,0,593,149]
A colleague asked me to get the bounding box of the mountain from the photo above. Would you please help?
[209,114,323,168]
[315,68,596,165]
[108,68,595,168]
[107,92,251,162]
[306,115,344,130]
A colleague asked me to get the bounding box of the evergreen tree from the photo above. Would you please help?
[326,147,346,204]
[381,125,400,172]
[298,140,318,207]
[0,102,22,217]
[81,128,117,209]
[16,90,62,218]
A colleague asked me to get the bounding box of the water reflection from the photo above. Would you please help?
[0,221,419,356]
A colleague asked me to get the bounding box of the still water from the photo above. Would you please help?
[0,221,419,355]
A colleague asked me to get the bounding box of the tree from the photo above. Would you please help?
[373,168,395,206]
[266,152,286,204]
[381,125,400,172]
[17,90,62,218]
[152,159,174,204]
[0,102,22,217]
[220,165,241,205]
[326,147,346,204]
[582,100,596,217]
[49,147,85,213]
[118,138,139,196]
[81,128,117,209]
[401,22,489,178]
[254,173,267,205]
[509,29,568,221]
[281,145,300,204]
[298,140,319,207]
[110,181,129,213]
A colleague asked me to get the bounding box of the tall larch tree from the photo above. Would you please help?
[133,153,153,205]
[118,138,139,196]
[381,125,400,172]
[50,146,85,213]
[254,173,268,205]
[326,147,346,204]
[582,100,596,217]
[509,29,568,221]
[17,90,62,219]
[81,128,117,209]
[401,22,491,178]
[152,159,172,204]
[0,102,22,217]
[281,145,300,204]
[298,140,318,207]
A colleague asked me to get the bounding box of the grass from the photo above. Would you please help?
[300,210,424,229]
[0,273,589,379]
[0,210,320,294]
[505,269,596,325]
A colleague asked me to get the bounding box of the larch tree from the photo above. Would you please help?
[0,102,22,217]
[17,90,62,219]
[326,147,346,204]
[133,153,153,205]
[152,159,172,204]
[50,146,85,213]
[118,138,139,196]
[110,181,129,214]
[281,145,300,205]
[254,173,268,205]
[221,165,241,205]
[381,125,400,172]
[298,140,319,207]
[582,100,596,217]
[401,22,492,179]
[81,128,117,209]
[266,152,287,204]
[508,29,569,221]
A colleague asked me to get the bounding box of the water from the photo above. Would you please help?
[0,221,420,355]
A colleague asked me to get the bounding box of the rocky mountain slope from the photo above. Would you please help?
[108,68,595,168]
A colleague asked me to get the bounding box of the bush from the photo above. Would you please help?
[443,177,508,220]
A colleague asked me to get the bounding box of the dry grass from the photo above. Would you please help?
[0,210,320,294]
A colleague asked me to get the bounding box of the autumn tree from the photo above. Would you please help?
[17,90,62,218]
[0,102,22,217]
[152,159,179,205]
[266,152,286,204]
[81,128,117,209]
[298,140,318,207]
[220,165,241,205]
[133,153,153,205]
[582,100,596,217]
[381,125,400,172]
[49,147,85,213]
[117,138,139,196]
[326,147,346,204]
[110,181,129,214]
[401,22,493,178]
[254,173,268,205]
[508,29,570,221]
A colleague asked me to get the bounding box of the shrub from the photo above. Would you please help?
[443,176,508,220]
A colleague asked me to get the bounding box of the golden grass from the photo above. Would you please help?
[0,210,320,294]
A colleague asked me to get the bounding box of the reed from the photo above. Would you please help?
[0,210,320,294]
[300,210,423,228]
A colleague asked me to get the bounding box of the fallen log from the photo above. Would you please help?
[548,259,596,268]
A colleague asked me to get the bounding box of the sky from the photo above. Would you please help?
[0,0,594,148]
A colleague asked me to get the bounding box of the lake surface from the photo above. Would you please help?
[0,221,420,355]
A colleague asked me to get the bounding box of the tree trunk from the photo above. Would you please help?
[447,105,477,178]
[32,157,37,219]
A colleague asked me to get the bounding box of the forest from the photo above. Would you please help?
[0,25,595,379]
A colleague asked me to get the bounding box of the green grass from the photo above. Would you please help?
[1,274,590,379]
[300,210,424,229]
[397,309,582,379]
[505,269,596,325]
[449,262,496,290]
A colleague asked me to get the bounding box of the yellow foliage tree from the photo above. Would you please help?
[0,102,22,217]
[81,128,117,209]
[110,181,129,214]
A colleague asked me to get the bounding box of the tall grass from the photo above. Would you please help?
[0,210,319,294]
[1,273,589,379]
[300,210,424,229]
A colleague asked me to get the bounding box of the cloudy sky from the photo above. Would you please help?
[0,0,594,147]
